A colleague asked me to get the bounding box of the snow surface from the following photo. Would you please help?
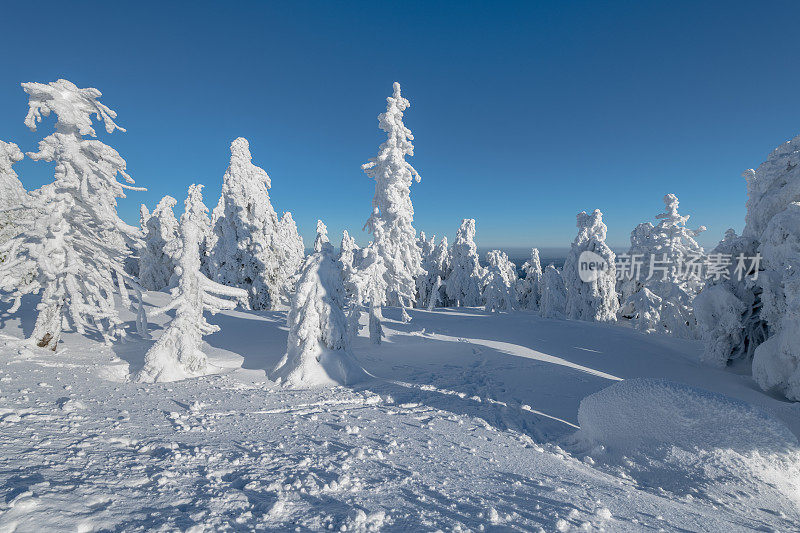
[0,295,799,531]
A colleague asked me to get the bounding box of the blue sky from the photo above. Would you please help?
[1,1,799,250]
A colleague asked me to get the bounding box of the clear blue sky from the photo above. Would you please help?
[1,1,799,250]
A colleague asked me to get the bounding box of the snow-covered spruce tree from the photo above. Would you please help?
[362,82,425,312]
[415,231,453,309]
[137,185,247,383]
[210,137,282,310]
[445,219,485,307]
[0,80,143,350]
[539,264,567,319]
[694,228,765,367]
[353,241,389,345]
[0,141,26,263]
[138,195,179,291]
[562,210,619,322]
[619,194,706,338]
[516,248,542,311]
[274,211,305,302]
[483,250,517,312]
[338,229,360,296]
[271,221,366,388]
[716,135,800,398]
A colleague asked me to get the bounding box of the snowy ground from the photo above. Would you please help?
[0,293,799,532]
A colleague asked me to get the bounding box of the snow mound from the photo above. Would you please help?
[577,378,797,455]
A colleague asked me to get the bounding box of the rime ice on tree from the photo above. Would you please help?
[362,82,425,311]
[271,221,366,388]
[210,138,289,310]
[139,196,180,291]
[516,248,542,311]
[539,264,567,319]
[445,219,485,307]
[620,194,706,338]
[137,185,247,383]
[483,250,517,313]
[0,141,26,262]
[563,210,618,323]
[0,80,143,350]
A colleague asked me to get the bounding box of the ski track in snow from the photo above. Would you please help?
[0,300,798,531]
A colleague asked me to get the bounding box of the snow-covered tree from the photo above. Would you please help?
[483,250,517,312]
[210,137,282,310]
[694,228,765,367]
[362,82,425,310]
[271,221,366,388]
[516,248,542,311]
[136,184,247,383]
[138,195,179,291]
[619,194,706,338]
[415,232,449,309]
[352,243,388,344]
[0,80,143,350]
[539,265,567,319]
[445,219,485,307]
[562,210,619,323]
[274,211,305,302]
[0,141,26,263]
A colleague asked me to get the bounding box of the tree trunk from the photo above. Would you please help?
[31,299,63,351]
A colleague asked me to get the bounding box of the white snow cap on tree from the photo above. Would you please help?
[563,210,619,322]
[539,265,567,319]
[619,194,706,338]
[0,80,143,350]
[210,137,282,310]
[137,184,247,383]
[483,250,517,313]
[516,248,542,311]
[362,82,424,308]
[271,221,366,388]
[445,219,485,307]
[139,195,179,291]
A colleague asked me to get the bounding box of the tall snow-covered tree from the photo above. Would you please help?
[210,137,282,310]
[138,195,179,291]
[619,194,706,338]
[563,210,619,322]
[711,135,800,399]
[271,221,366,388]
[516,248,542,311]
[0,80,143,350]
[445,219,485,307]
[483,250,517,312]
[362,82,425,310]
[0,141,26,263]
[539,265,567,319]
[137,184,247,383]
